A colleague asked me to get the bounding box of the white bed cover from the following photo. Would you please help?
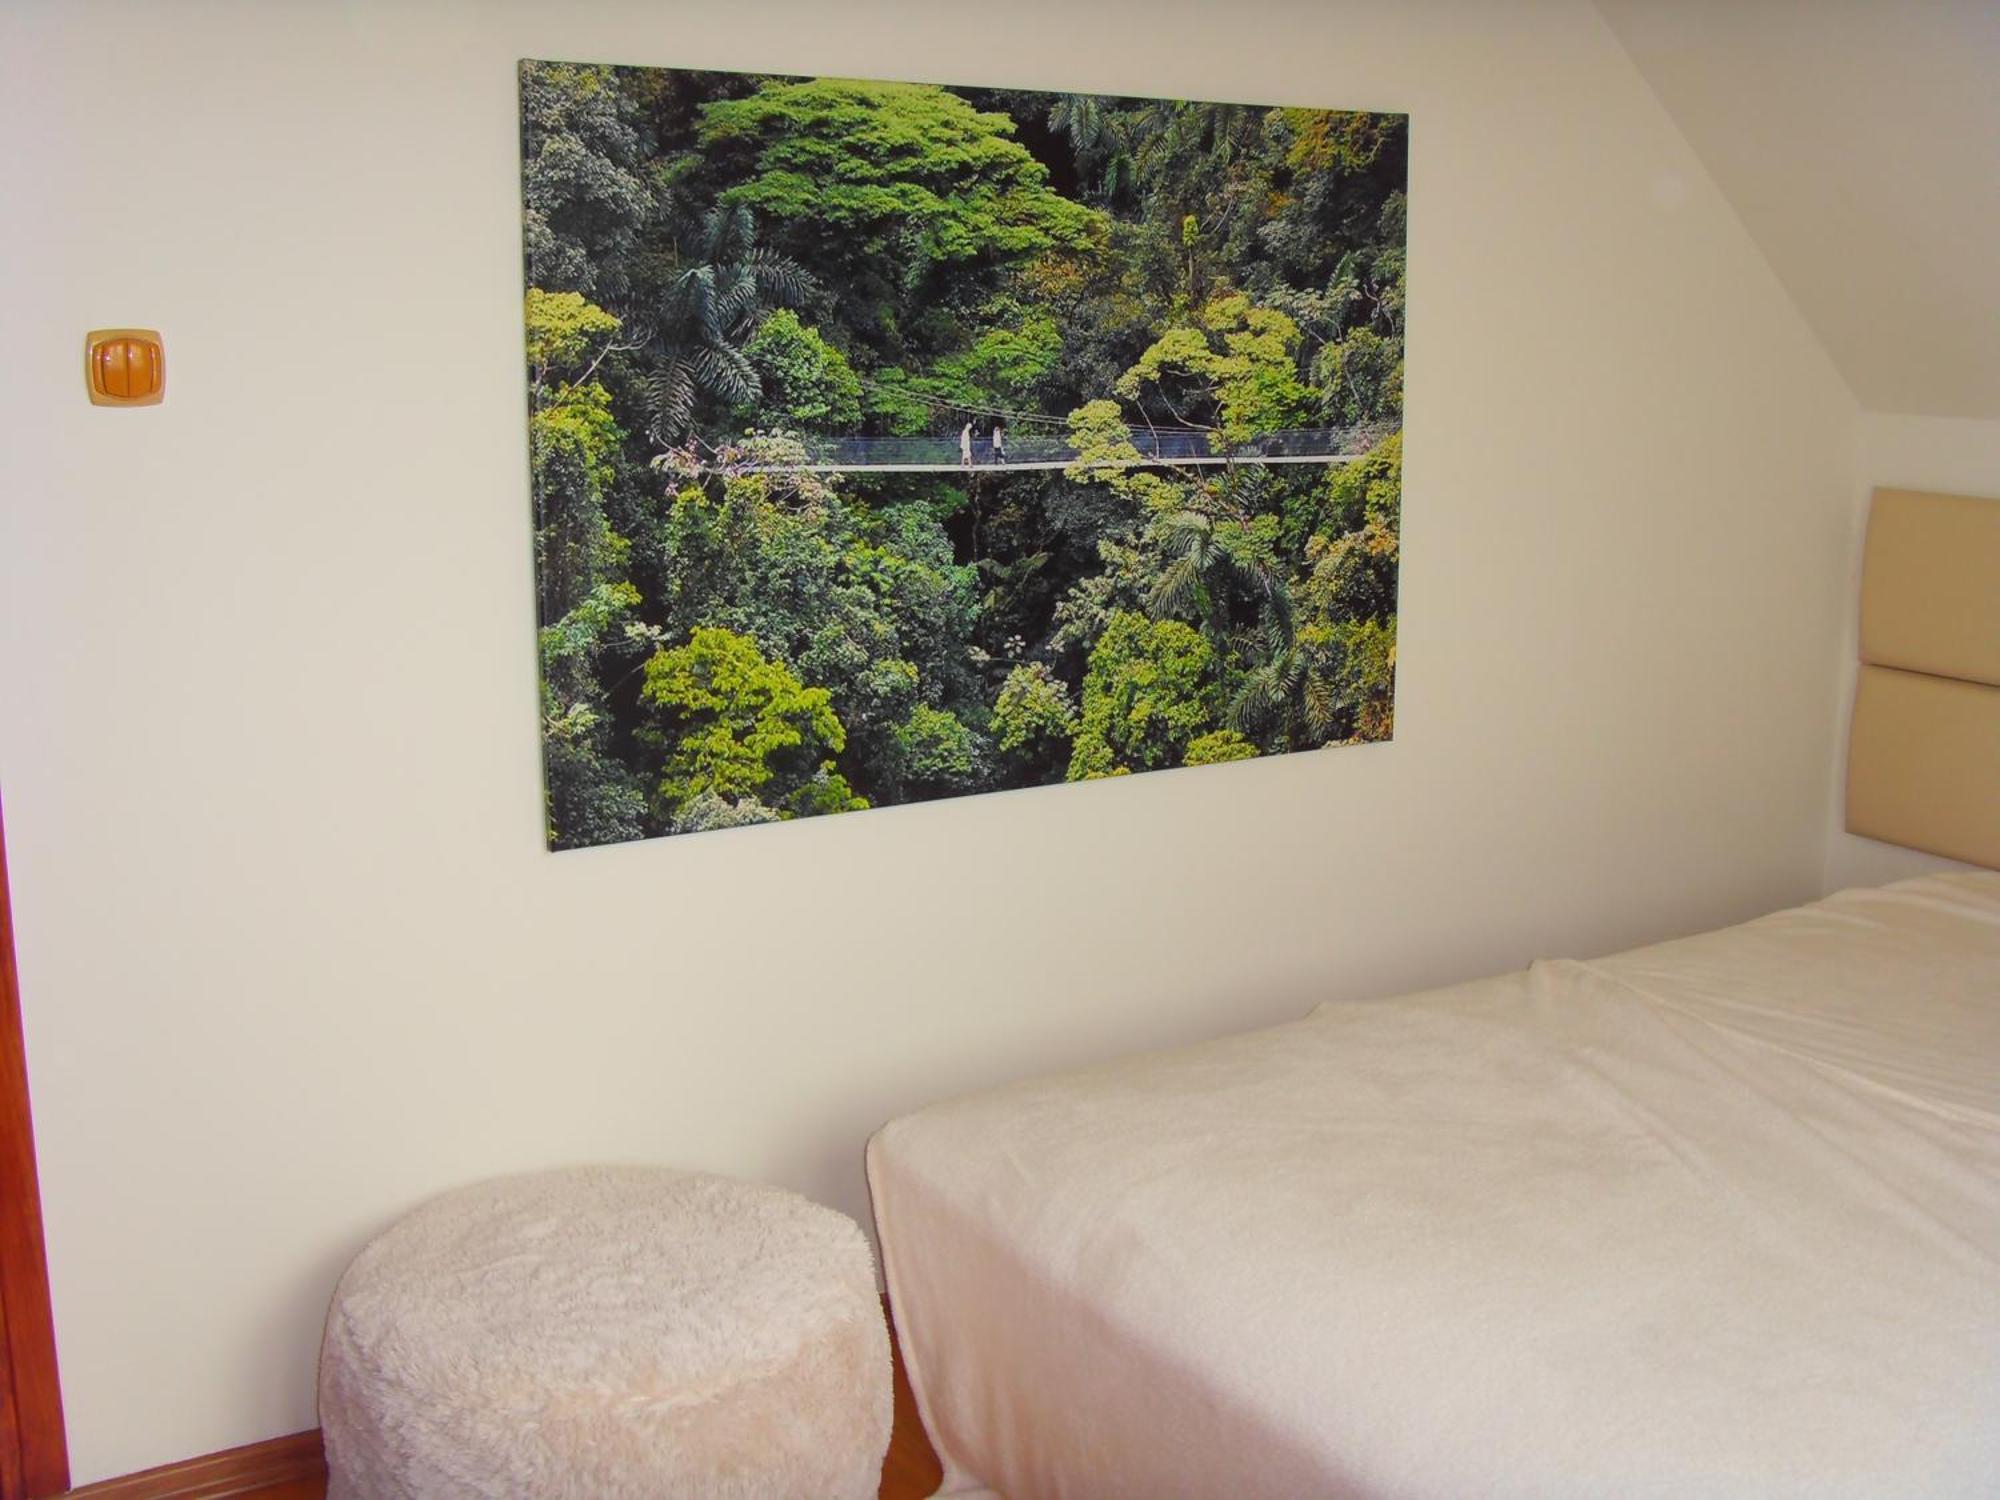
[867,874,2000,1499]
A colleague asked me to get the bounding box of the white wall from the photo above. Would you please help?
[0,0,1858,1481]
[1821,413,2000,892]
[1593,0,2000,421]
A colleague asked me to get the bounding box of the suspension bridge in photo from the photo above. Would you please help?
[701,424,1391,475]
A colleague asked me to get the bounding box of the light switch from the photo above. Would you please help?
[85,329,165,406]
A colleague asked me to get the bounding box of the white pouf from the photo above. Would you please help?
[319,1166,891,1499]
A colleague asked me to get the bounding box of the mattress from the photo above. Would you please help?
[866,873,2000,1499]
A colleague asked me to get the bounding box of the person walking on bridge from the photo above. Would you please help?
[960,422,974,468]
[991,421,1007,465]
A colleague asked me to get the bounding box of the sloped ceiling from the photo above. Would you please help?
[1595,0,2000,419]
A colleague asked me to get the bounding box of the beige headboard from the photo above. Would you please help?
[1845,488,2000,868]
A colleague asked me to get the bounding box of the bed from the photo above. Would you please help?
[867,489,2000,1499]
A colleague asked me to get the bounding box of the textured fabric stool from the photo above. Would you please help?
[318,1165,890,1499]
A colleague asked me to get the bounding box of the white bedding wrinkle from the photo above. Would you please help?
[1591,876,2000,1120]
[867,873,2000,1500]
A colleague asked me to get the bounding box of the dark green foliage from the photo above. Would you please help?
[519,61,1404,846]
[520,63,652,298]
[641,204,815,442]
[893,704,985,800]
[539,581,650,850]
[742,311,863,432]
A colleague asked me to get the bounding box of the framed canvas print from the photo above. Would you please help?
[520,60,1405,848]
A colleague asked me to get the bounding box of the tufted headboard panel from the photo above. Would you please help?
[1844,488,2000,869]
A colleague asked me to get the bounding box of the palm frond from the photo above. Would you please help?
[1160,509,1211,560]
[689,342,759,407]
[690,205,730,262]
[688,266,724,341]
[747,247,814,308]
[713,271,761,335]
[644,362,696,444]
[715,204,755,262]
[1302,671,1338,737]
[1149,554,1203,619]
[1100,154,1134,201]
[1262,577,1298,645]
[661,265,724,344]
[1229,669,1281,732]
[646,205,816,438]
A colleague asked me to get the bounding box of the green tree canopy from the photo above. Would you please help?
[639,626,853,816]
[1116,293,1314,444]
[893,704,981,798]
[525,289,624,388]
[742,310,863,431]
[1184,728,1258,766]
[530,375,626,624]
[699,80,1102,358]
[993,662,1077,754]
[1068,612,1217,780]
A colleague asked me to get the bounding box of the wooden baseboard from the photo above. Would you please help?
[61,1431,324,1500]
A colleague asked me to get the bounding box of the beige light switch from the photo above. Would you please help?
[85,329,165,406]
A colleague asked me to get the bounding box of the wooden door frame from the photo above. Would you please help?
[0,796,68,1497]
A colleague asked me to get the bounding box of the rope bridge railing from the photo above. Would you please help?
[703,425,1393,473]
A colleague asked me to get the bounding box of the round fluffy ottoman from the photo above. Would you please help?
[318,1166,890,1499]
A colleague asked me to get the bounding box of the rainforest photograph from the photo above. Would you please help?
[521,59,1406,848]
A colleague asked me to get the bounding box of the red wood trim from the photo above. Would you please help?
[60,1431,324,1500]
[881,1293,943,1500]
[0,798,67,1497]
[0,1276,24,1499]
